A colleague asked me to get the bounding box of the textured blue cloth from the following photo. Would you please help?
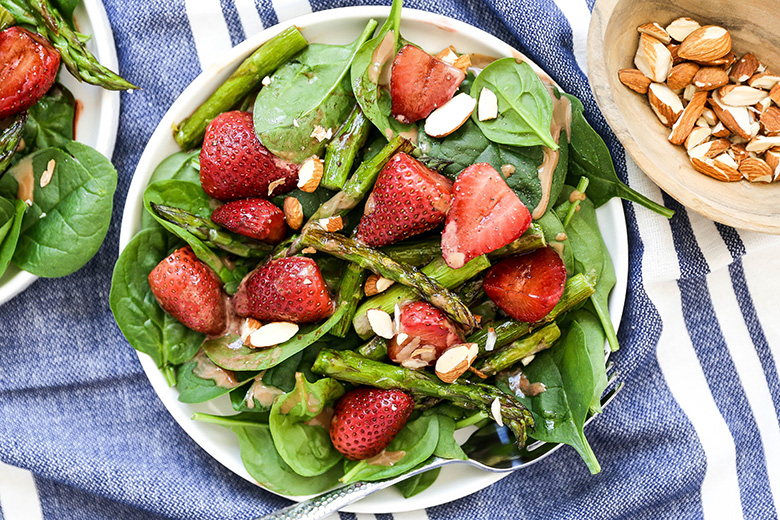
[2,1,779,519]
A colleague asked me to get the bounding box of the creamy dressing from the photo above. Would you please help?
[507,369,546,398]
[368,31,396,85]
[366,449,406,467]
[304,407,334,428]
[193,350,241,389]
[532,87,573,219]
[245,378,283,409]
[11,156,35,206]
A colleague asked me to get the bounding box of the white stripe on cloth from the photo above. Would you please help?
[184,0,233,71]
[709,267,780,512]
[740,241,780,372]
[354,514,378,520]
[0,462,44,520]
[393,511,430,520]
[234,0,265,38]
[550,0,590,74]
[271,0,312,23]
[628,158,744,520]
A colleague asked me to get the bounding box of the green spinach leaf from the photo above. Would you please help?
[109,227,203,385]
[0,197,25,277]
[395,464,441,498]
[534,210,573,273]
[230,377,282,414]
[148,149,201,187]
[269,374,345,477]
[17,85,75,160]
[176,350,243,404]
[52,0,79,26]
[471,59,557,149]
[432,414,467,460]
[566,309,609,415]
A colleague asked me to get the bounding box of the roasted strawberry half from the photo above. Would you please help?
[355,152,452,247]
[441,163,531,269]
[388,301,463,369]
[390,44,466,124]
[0,27,61,119]
[148,246,227,335]
[483,247,567,323]
[200,111,298,201]
[330,387,415,460]
[211,198,287,244]
[233,256,335,324]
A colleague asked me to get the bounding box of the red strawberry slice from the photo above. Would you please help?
[355,153,452,247]
[211,198,287,244]
[0,27,61,119]
[390,44,466,124]
[233,256,334,324]
[330,388,415,460]
[388,301,463,368]
[482,247,567,323]
[200,111,298,201]
[148,246,227,335]
[441,163,531,269]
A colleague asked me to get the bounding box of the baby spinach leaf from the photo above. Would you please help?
[395,463,441,498]
[233,424,343,495]
[471,59,557,149]
[566,309,609,415]
[432,414,467,460]
[341,414,439,484]
[0,197,15,246]
[0,198,25,277]
[562,93,673,217]
[17,84,75,160]
[270,374,345,477]
[534,210,573,274]
[230,377,281,415]
[176,350,244,404]
[0,141,117,277]
[109,227,203,385]
[148,149,201,186]
[254,20,377,163]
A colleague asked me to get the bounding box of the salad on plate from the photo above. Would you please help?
[111,0,670,499]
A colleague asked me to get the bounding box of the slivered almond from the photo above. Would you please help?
[317,215,343,232]
[756,97,773,114]
[678,25,731,62]
[685,126,712,150]
[765,148,780,179]
[761,107,780,136]
[690,156,741,181]
[283,197,303,230]
[453,54,471,73]
[739,157,773,182]
[718,85,768,106]
[240,318,263,345]
[635,34,673,82]
[637,22,671,45]
[297,156,324,192]
[364,274,394,296]
[688,138,730,159]
[478,87,499,121]
[710,91,753,140]
[771,84,780,105]
[667,62,699,90]
[712,121,731,138]
[730,53,759,83]
[435,343,478,383]
[490,397,503,427]
[647,82,684,127]
[618,68,652,94]
[424,92,476,138]
[748,72,780,91]
[693,67,729,90]
[745,135,780,153]
[248,322,299,348]
[666,17,700,43]
[366,308,395,339]
[669,90,708,145]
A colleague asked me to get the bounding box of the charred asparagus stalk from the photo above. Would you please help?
[356,336,388,361]
[321,105,371,190]
[0,113,26,177]
[473,322,561,377]
[330,262,368,337]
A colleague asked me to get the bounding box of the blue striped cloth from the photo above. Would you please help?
[1,0,779,519]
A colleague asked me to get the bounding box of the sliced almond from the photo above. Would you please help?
[765,148,780,179]
[424,92,476,138]
[690,156,741,182]
[693,67,729,90]
[240,317,263,345]
[748,72,780,91]
[40,159,56,188]
[712,121,731,138]
[297,156,324,193]
[761,107,780,136]
[366,308,395,339]
[667,62,700,90]
[435,343,478,383]
[248,322,299,348]
[685,126,712,150]
[478,87,499,121]
[730,53,760,83]
[638,22,671,45]
[453,54,472,74]
[745,135,780,153]
[739,156,774,182]
[666,17,701,43]
[718,85,768,106]
[634,34,673,82]
[701,107,718,126]
[317,215,343,232]
[710,91,753,140]
[618,68,652,94]
[647,82,684,127]
[771,84,780,105]
[688,138,731,159]
[678,25,731,62]
[669,90,708,145]
[490,397,503,427]
[485,327,497,352]
[435,46,458,64]
[364,274,394,296]
[283,197,303,230]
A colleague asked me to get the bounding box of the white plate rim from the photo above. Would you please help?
[119,6,629,513]
[0,0,122,306]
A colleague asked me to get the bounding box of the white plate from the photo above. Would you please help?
[120,7,628,514]
[0,0,121,305]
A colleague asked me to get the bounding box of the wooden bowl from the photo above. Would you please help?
[588,0,780,233]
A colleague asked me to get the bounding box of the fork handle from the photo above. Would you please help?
[255,480,391,520]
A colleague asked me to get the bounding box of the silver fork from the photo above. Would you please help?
[256,380,623,520]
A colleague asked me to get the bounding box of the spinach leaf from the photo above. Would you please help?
[176,350,243,404]
[350,0,413,140]
[562,93,673,217]
[395,464,441,498]
[432,414,467,460]
[148,149,201,186]
[271,187,336,219]
[254,21,377,163]
[17,85,75,160]
[109,227,203,385]
[419,118,543,209]
[341,414,439,484]
[203,302,349,371]
[566,309,609,415]
[497,321,601,474]
[233,424,343,495]
[52,0,79,25]
[534,210,573,274]
[230,377,282,414]
[0,141,117,277]
[0,198,25,277]
[471,59,557,149]
[269,374,345,477]
[0,197,15,247]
